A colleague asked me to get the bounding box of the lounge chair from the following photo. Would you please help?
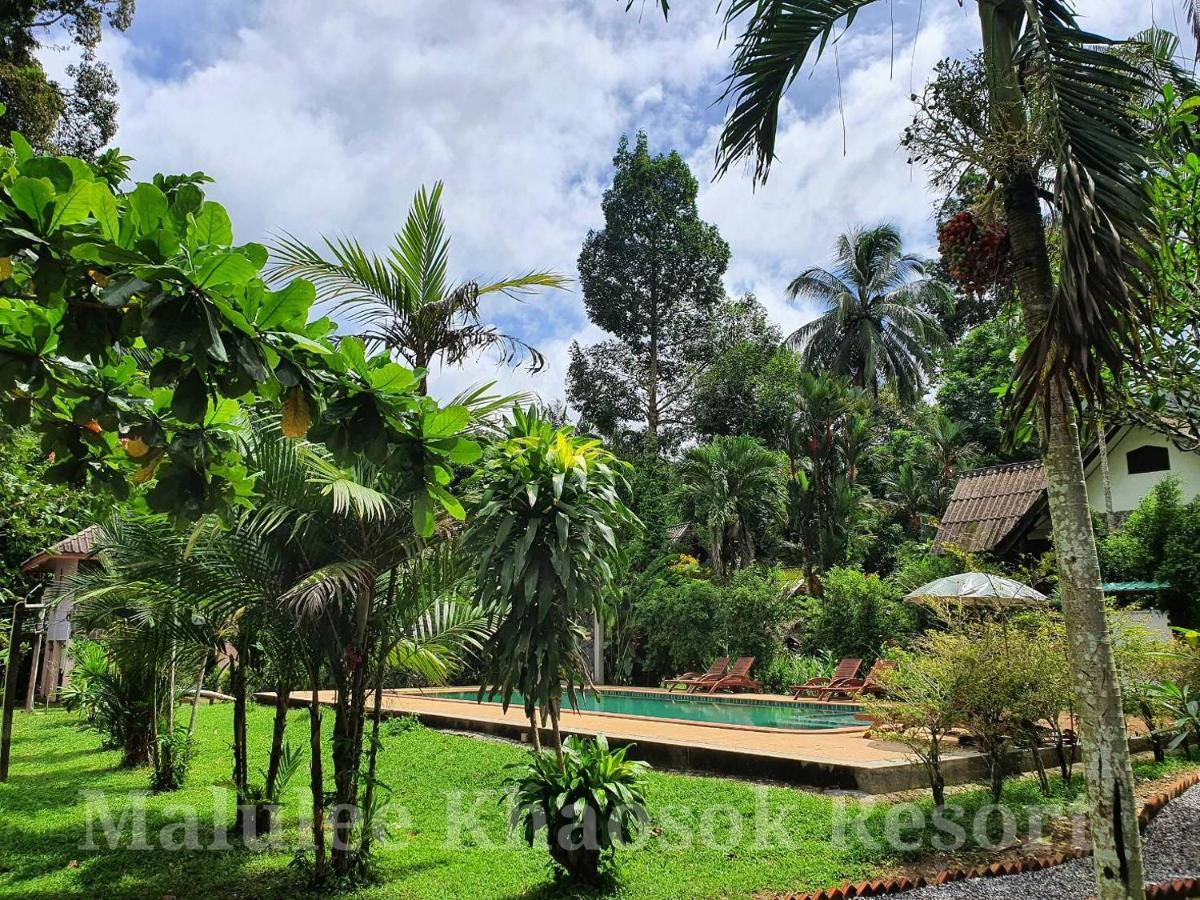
[822,659,897,700]
[663,657,728,693]
[791,658,863,699]
[705,656,762,694]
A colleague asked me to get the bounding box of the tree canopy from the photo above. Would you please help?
[570,131,729,452]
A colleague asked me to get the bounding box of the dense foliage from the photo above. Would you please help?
[569,131,730,452]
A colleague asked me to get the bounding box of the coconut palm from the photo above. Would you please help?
[676,435,785,578]
[268,182,567,393]
[638,1,1175,893]
[786,224,951,403]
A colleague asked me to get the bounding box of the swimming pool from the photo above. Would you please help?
[427,688,866,731]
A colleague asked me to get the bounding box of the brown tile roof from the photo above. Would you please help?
[19,524,103,573]
[933,461,1047,554]
[665,522,692,543]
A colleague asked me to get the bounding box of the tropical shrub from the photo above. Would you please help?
[1098,479,1200,626]
[507,734,649,884]
[759,651,836,695]
[60,638,154,767]
[149,726,197,792]
[796,568,922,662]
[675,435,785,578]
[632,566,794,683]
[867,649,959,807]
[469,407,636,752]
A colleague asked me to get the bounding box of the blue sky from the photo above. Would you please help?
[42,0,1180,406]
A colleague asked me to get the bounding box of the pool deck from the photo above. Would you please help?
[257,686,1038,794]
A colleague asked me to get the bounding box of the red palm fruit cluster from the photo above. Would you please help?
[937,210,1009,296]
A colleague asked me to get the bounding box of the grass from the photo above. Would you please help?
[0,705,1195,900]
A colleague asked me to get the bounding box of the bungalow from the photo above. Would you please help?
[934,423,1200,558]
[17,524,102,702]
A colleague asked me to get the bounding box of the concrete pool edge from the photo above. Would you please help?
[255,688,1103,794]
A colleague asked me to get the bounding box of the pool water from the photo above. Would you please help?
[430,689,865,731]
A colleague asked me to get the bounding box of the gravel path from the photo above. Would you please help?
[905,784,1200,899]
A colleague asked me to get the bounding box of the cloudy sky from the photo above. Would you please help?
[42,0,1182,407]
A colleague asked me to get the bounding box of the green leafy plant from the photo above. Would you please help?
[507,734,649,885]
[149,725,196,792]
[468,406,637,759]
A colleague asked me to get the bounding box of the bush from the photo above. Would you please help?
[1097,480,1200,626]
[797,568,922,662]
[758,651,837,694]
[632,566,795,683]
[507,735,649,884]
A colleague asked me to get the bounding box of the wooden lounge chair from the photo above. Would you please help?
[791,658,863,699]
[705,656,762,694]
[822,659,897,700]
[663,657,728,693]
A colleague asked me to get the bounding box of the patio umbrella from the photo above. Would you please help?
[904,572,1048,609]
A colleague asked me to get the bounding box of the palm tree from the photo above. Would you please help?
[466,407,637,766]
[268,182,567,393]
[69,517,212,776]
[779,374,870,592]
[786,224,951,403]
[676,435,785,578]
[884,462,934,535]
[638,1,1177,894]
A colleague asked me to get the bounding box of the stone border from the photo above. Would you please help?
[779,771,1200,900]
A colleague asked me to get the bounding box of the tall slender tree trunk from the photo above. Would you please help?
[360,567,397,859]
[265,668,293,801]
[979,5,1145,896]
[308,665,327,880]
[330,586,375,875]
[186,658,205,740]
[1097,415,1116,531]
[646,288,660,452]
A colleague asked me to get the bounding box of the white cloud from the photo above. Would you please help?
[43,0,1184,409]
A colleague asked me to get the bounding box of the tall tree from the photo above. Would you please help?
[638,1,1174,895]
[0,0,134,157]
[691,292,784,439]
[786,224,951,403]
[781,373,873,591]
[269,182,565,394]
[570,131,730,451]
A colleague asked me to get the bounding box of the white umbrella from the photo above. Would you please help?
[904,572,1048,608]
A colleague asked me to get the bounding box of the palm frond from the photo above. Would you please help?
[715,0,880,183]
[1010,1,1155,412]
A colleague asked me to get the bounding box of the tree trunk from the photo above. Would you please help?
[265,671,293,801]
[23,630,42,714]
[308,667,327,880]
[1097,416,1116,531]
[549,696,565,772]
[186,658,205,740]
[979,3,1146,896]
[330,586,375,876]
[528,709,542,752]
[360,567,396,859]
[646,289,660,452]
[0,602,26,782]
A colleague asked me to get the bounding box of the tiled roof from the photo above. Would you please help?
[933,461,1046,554]
[19,524,103,573]
[665,522,691,543]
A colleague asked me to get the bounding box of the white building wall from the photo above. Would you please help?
[1085,425,1200,513]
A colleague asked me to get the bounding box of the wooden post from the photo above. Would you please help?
[24,629,43,713]
[1,601,27,782]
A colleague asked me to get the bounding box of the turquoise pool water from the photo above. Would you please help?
[429,689,864,731]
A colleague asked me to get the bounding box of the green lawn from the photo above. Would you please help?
[1,705,1194,899]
